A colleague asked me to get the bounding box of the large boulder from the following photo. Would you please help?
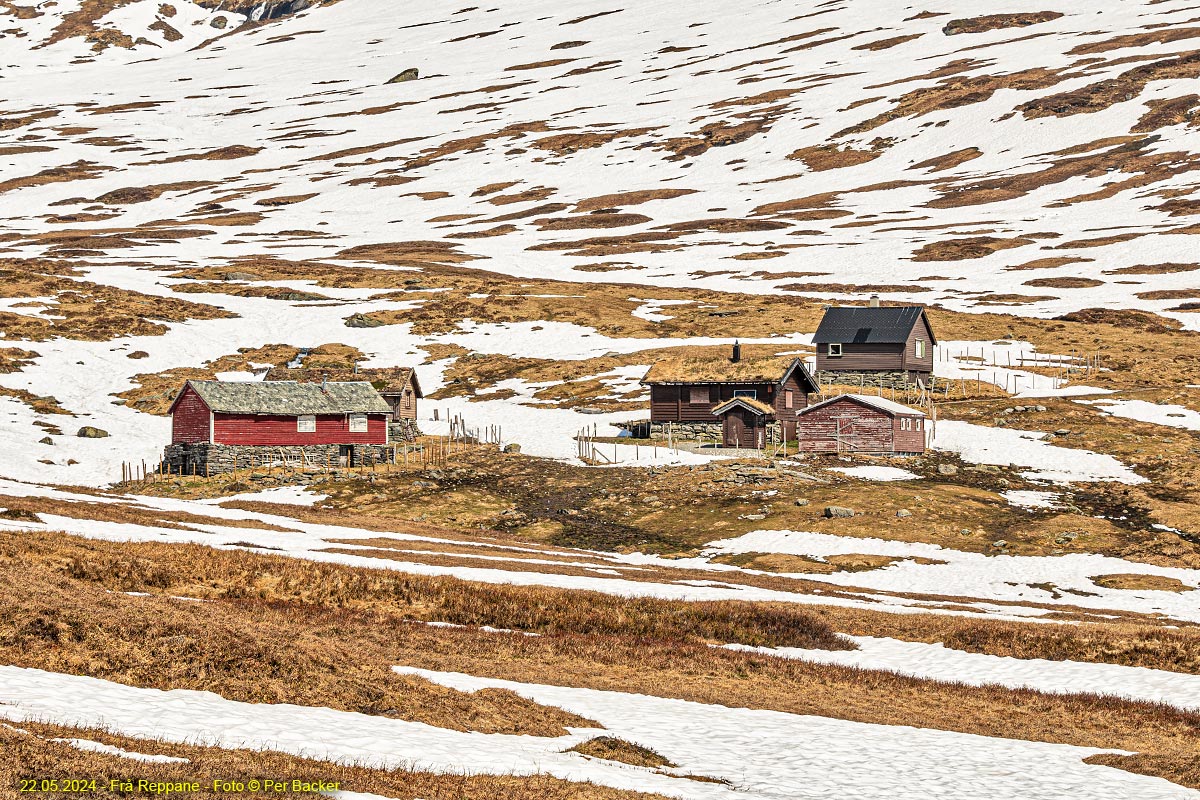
[77,426,109,439]
[824,506,854,519]
[387,68,420,84]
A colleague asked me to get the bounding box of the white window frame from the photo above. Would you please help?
[297,415,316,433]
[916,418,923,431]
[914,339,926,359]
[348,413,369,433]
[734,389,757,399]
[827,343,843,357]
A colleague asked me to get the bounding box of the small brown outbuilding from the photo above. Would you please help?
[794,394,927,454]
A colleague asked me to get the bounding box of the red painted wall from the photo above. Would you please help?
[171,385,212,444]
[795,397,925,454]
[213,413,388,445]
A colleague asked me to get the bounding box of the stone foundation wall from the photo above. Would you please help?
[816,370,930,390]
[163,443,392,476]
[389,418,422,442]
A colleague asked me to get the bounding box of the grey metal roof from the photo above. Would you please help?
[185,380,392,415]
[811,306,935,345]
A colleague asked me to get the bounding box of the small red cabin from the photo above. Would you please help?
[169,380,392,446]
[794,394,927,454]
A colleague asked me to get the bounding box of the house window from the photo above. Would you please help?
[785,390,794,409]
[916,418,923,431]
[914,340,926,359]
[734,389,757,399]
[297,415,316,433]
[690,387,710,405]
[827,343,843,357]
[349,413,369,433]
[900,418,908,431]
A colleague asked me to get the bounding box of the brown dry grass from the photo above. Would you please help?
[1,721,666,800]
[568,737,674,768]
[943,12,1063,35]
[1091,573,1195,592]
[0,260,232,341]
[11,528,1200,793]
[910,236,1033,261]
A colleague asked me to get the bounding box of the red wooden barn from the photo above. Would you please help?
[170,380,393,447]
[794,394,927,454]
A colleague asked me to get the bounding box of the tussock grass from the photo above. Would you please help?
[47,533,850,651]
[0,722,667,800]
[568,737,674,768]
[5,531,1200,789]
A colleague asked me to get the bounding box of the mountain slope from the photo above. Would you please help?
[2,0,1200,320]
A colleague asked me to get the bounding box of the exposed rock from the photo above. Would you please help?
[76,426,109,438]
[741,514,767,521]
[503,443,521,454]
[210,15,228,29]
[38,437,53,445]
[824,505,855,518]
[896,509,912,518]
[345,313,384,328]
[937,464,958,476]
[794,498,810,507]
[387,68,420,84]
[221,271,261,282]
[992,539,1009,549]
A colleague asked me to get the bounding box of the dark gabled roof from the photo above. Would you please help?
[264,366,422,397]
[798,393,926,418]
[173,380,392,416]
[812,306,936,345]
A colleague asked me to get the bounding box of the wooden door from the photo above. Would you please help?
[722,410,744,448]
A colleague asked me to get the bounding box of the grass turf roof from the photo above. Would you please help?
[641,345,805,384]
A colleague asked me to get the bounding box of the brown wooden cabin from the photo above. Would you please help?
[794,394,927,454]
[711,396,777,449]
[812,301,936,380]
[640,343,819,440]
[265,366,422,420]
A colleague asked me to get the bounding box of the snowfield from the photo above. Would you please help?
[2,664,1197,800]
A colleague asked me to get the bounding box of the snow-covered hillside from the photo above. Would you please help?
[2,0,1200,320]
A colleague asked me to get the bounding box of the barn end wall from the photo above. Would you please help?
[163,443,392,476]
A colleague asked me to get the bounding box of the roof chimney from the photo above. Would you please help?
[731,341,742,363]
[321,377,328,394]
[869,295,880,308]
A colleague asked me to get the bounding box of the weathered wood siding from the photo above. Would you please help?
[795,397,925,453]
[892,414,927,453]
[212,413,388,446]
[722,407,766,448]
[171,385,212,444]
[650,382,777,422]
[902,316,935,374]
[383,389,418,420]
[815,341,905,374]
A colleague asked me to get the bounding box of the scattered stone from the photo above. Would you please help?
[387,67,420,84]
[503,443,521,454]
[896,509,912,518]
[221,271,261,282]
[937,464,958,476]
[126,350,149,359]
[794,498,810,507]
[741,514,767,521]
[76,426,109,438]
[1055,429,1071,436]
[38,437,52,445]
[992,540,1008,549]
[210,15,227,29]
[824,506,854,518]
